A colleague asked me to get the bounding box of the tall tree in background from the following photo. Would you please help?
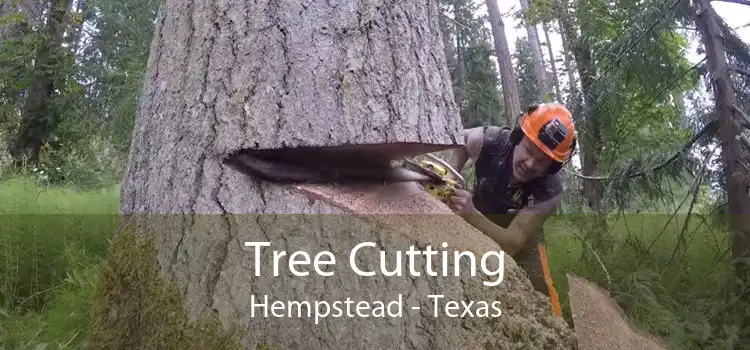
[514,36,542,108]
[0,0,160,186]
[79,0,160,153]
[517,0,551,101]
[485,0,521,125]
[558,27,579,105]
[441,0,504,127]
[529,0,698,213]
[541,22,563,101]
[692,0,750,341]
[0,3,39,134]
[8,0,73,167]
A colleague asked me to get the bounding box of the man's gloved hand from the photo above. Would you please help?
[447,188,475,214]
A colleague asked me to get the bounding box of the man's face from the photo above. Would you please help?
[511,136,554,182]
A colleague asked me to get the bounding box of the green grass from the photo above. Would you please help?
[545,213,738,350]
[0,176,119,349]
[0,175,740,349]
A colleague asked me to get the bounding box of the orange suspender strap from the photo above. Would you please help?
[537,242,562,318]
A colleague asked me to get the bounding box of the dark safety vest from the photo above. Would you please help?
[470,126,565,299]
[471,126,563,242]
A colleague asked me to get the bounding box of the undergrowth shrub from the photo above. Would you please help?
[546,212,739,350]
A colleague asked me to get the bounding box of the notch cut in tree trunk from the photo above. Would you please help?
[102,1,579,349]
[120,0,466,214]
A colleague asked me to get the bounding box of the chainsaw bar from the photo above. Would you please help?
[224,148,434,185]
[401,158,444,182]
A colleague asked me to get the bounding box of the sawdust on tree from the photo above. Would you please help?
[567,273,669,350]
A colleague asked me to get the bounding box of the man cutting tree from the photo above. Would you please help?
[445,103,577,318]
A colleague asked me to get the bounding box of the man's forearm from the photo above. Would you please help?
[499,195,562,252]
[460,204,554,256]
[460,209,525,255]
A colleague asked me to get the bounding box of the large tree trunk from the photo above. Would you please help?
[542,22,562,102]
[694,0,750,341]
[558,22,577,105]
[90,1,576,349]
[556,0,602,212]
[10,0,72,167]
[673,91,687,127]
[519,0,550,101]
[438,2,456,73]
[118,0,470,215]
[485,0,521,125]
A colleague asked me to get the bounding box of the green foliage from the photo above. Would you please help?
[539,0,704,216]
[441,0,504,127]
[460,42,504,127]
[1,245,101,349]
[513,37,543,108]
[0,0,158,187]
[0,20,39,129]
[546,213,740,350]
[520,0,749,345]
[77,0,160,154]
[0,0,747,348]
[0,177,241,349]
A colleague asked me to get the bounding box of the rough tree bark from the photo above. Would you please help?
[89,1,576,349]
[694,0,750,341]
[486,0,522,125]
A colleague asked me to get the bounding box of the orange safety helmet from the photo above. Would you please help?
[510,103,576,171]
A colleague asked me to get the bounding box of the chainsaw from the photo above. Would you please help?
[398,153,466,202]
[223,147,466,203]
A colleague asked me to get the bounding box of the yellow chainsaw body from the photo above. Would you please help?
[415,159,460,202]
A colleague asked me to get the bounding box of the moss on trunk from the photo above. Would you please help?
[87,228,243,350]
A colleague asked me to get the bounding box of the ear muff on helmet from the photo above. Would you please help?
[546,136,576,174]
[510,103,577,174]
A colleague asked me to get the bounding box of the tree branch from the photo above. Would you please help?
[440,12,471,30]
[567,119,719,181]
[734,104,750,127]
[712,0,750,6]
[731,66,750,78]
[739,133,750,149]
